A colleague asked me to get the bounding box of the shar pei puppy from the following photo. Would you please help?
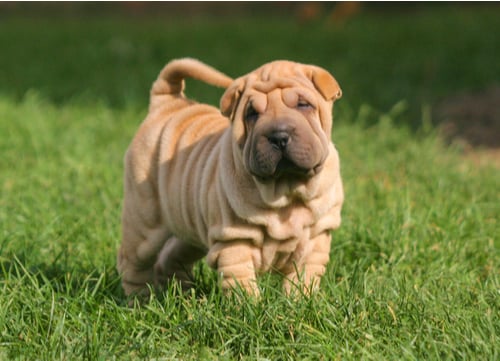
[117,58,344,298]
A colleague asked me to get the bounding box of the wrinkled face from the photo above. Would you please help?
[221,61,342,183]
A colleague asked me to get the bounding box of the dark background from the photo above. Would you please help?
[1,2,499,154]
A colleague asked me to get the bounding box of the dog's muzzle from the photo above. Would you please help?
[248,123,325,181]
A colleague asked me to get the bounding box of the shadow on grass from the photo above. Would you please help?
[0,252,125,303]
[0,245,230,306]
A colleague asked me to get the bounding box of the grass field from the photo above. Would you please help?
[1,5,499,360]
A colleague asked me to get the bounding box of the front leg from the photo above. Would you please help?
[282,232,332,296]
[207,241,260,297]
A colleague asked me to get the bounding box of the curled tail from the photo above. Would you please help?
[151,58,233,97]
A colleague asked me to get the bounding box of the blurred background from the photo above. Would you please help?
[1,1,499,156]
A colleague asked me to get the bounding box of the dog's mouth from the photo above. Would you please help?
[274,157,323,178]
[249,153,324,182]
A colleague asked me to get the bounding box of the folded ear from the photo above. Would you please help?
[311,67,342,101]
[220,80,244,118]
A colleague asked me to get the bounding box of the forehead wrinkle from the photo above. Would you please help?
[253,78,297,94]
[265,89,286,114]
[256,71,315,94]
[282,88,298,107]
[247,91,267,113]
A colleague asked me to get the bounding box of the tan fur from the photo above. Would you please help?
[117,58,344,298]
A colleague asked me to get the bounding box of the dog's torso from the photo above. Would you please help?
[125,93,342,276]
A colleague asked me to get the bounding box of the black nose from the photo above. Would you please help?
[267,131,290,150]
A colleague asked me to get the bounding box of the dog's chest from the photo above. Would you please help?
[262,204,314,240]
[256,205,316,272]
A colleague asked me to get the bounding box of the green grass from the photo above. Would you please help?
[1,6,499,360]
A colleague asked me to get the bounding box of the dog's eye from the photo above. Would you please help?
[297,100,314,110]
[244,104,259,122]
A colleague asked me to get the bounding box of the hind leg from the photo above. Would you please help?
[118,219,170,298]
[154,237,207,291]
[117,166,171,298]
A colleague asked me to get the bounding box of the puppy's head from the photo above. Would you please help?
[220,61,342,182]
